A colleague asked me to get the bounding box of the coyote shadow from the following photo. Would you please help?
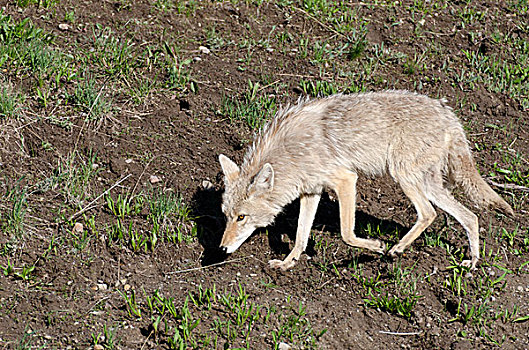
[267,193,407,263]
[191,186,300,266]
[193,186,407,267]
[191,186,229,266]
[191,185,299,266]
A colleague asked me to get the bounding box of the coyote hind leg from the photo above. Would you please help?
[333,169,385,253]
[388,181,437,256]
[269,193,321,271]
[427,182,480,269]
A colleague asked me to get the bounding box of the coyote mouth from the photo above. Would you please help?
[221,238,245,254]
[220,229,252,254]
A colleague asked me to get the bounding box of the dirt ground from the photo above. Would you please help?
[0,0,528,349]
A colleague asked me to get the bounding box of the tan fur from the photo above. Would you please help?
[219,91,513,270]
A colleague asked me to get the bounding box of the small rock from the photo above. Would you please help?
[97,283,108,291]
[517,285,524,292]
[278,342,291,350]
[94,345,104,350]
[73,222,83,234]
[125,158,133,164]
[193,56,202,62]
[58,23,70,31]
[149,175,161,184]
[124,284,131,291]
[199,45,210,54]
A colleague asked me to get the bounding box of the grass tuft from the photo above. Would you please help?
[67,77,112,121]
[0,84,24,119]
[220,80,278,130]
[1,180,27,239]
[358,263,422,320]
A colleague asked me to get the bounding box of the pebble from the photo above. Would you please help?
[517,285,524,292]
[94,345,104,350]
[73,222,83,234]
[278,342,291,350]
[199,46,210,54]
[96,283,108,291]
[58,23,70,31]
[149,175,161,184]
[124,284,131,291]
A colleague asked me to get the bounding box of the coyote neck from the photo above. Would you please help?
[240,100,333,211]
[244,160,308,210]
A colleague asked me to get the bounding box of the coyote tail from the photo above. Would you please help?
[448,134,514,217]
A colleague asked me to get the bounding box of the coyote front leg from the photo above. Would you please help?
[333,169,385,253]
[269,193,321,271]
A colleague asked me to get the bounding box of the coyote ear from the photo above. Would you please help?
[219,154,240,186]
[250,163,274,194]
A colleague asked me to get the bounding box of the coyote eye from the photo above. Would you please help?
[236,214,246,222]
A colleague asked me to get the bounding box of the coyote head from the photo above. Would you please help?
[218,154,278,254]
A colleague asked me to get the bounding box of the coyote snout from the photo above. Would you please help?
[219,218,254,254]
[218,91,513,271]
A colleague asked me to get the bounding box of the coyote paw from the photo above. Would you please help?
[268,259,296,271]
[461,258,478,270]
[388,244,404,257]
[374,241,386,254]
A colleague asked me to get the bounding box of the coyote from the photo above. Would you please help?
[218,91,513,271]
